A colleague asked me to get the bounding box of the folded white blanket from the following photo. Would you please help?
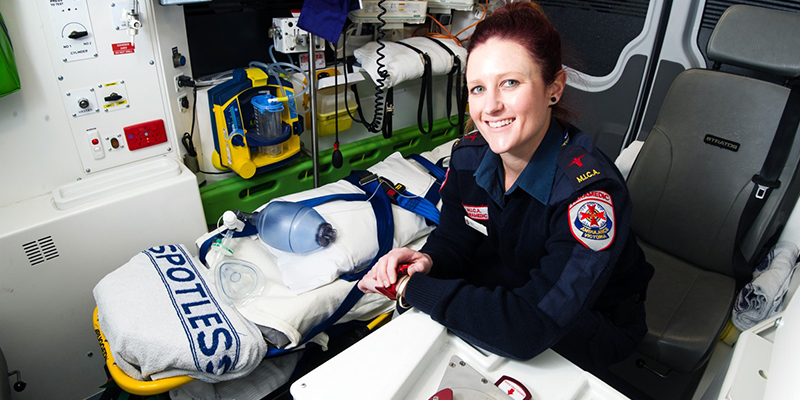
[355,37,466,89]
[93,245,268,383]
[733,241,799,331]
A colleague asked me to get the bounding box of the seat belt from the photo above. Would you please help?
[395,41,434,135]
[425,37,466,136]
[734,84,800,285]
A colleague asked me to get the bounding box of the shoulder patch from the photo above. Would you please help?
[568,190,615,251]
[557,145,605,190]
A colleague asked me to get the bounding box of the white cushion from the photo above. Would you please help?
[262,152,439,294]
[354,37,466,89]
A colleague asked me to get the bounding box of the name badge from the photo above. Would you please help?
[464,216,488,236]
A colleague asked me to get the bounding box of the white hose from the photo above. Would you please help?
[248,60,310,102]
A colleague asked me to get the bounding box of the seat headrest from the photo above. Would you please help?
[707,5,800,78]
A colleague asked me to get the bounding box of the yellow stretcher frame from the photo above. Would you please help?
[93,307,393,397]
[93,307,195,396]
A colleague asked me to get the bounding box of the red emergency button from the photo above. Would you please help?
[91,138,99,145]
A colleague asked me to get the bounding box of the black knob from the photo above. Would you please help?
[332,149,343,168]
[104,93,122,102]
[78,98,90,109]
[13,381,26,392]
[68,30,88,39]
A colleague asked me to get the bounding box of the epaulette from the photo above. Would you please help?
[452,130,487,151]
[449,130,488,170]
[557,144,606,190]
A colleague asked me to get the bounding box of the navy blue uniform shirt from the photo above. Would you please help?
[405,120,653,361]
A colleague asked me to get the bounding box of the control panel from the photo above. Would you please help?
[48,0,99,62]
[41,0,193,174]
[269,18,325,54]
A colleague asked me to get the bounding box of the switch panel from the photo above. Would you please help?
[87,128,104,160]
[123,120,167,150]
[65,87,100,118]
[48,0,98,63]
[97,81,130,113]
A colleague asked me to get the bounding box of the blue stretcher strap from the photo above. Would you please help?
[423,181,442,210]
[395,192,440,225]
[341,173,395,281]
[406,154,446,209]
[297,193,369,208]
[407,154,446,182]
[299,284,365,344]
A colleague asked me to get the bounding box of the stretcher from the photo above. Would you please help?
[93,307,194,398]
[93,306,392,398]
[91,144,453,398]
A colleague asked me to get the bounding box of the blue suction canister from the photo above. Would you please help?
[236,201,337,253]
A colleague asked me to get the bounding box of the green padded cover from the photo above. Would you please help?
[0,12,20,97]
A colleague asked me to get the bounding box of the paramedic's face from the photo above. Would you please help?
[467,38,557,160]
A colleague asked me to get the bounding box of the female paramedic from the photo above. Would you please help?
[357,2,654,376]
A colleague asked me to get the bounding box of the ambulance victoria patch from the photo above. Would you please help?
[568,190,615,251]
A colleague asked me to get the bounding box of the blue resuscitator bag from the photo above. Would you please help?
[236,201,337,254]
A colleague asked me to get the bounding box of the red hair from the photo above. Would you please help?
[467,2,570,121]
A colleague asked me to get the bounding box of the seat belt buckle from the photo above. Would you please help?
[751,174,780,200]
[756,184,769,199]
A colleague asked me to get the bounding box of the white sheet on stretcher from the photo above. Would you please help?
[199,144,456,350]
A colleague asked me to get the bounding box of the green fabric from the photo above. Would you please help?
[0,11,20,97]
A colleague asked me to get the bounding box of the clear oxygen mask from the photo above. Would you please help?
[208,211,266,306]
[214,257,265,306]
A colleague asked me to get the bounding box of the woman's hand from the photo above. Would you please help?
[357,248,433,294]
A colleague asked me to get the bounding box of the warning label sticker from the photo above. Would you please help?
[112,42,135,55]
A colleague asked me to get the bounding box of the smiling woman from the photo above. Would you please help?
[465,38,565,188]
[357,1,655,384]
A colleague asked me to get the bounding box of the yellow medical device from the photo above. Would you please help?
[209,68,303,179]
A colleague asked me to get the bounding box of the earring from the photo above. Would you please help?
[550,96,557,103]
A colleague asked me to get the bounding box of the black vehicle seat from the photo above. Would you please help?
[626,4,800,376]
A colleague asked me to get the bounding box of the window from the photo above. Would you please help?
[541,0,649,77]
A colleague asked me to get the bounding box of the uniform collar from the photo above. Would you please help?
[475,120,565,206]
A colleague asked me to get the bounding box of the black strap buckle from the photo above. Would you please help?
[379,178,400,204]
[358,172,379,186]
